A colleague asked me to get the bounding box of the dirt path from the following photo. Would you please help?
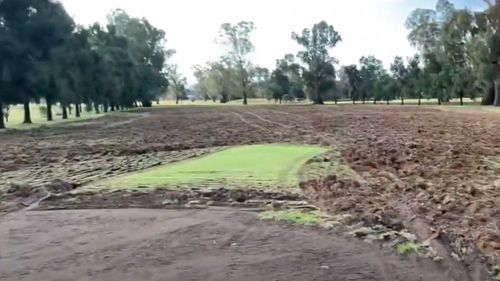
[0,208,452,281]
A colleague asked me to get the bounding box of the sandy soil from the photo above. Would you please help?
[0,208,452,281]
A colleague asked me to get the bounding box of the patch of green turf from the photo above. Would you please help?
[5,104,105,130]
[95,144,328,190]
[258,210,321,226]
[397,242,420,255]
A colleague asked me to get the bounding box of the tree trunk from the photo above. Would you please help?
[401,97,404,105]
[23,99,32,124]
[103,103,108,113]
[494,79,500,106]
[312,83,324,104]
[334,99,338,105]
[386,99,389,105]
[46,100,53,122]
[94,103,100,114]
[418,95,421,106]
[176,96,180,104]
[0,101,5,129]
[460,95,464,106]
[110,104,115,112]
[482,81,495,105]
[438,97,442,106]
[243,90,248,105]
[62,104,68,120]
[75,103,81,118]
[316,92,324,104]
[373,98,377,105]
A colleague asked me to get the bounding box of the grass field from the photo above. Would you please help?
[4,104,104,130]
[156,98,288,106]
[325,97,481,106]
[159,97,482,107]
[93,144,328,190]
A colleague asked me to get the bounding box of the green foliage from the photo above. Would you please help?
[0,3,173,128]
[258,210,321,226]
[217,21,255,105]
[293,21,341,104]
[360,56,386,103]
[398,242,421,255]
[340,65,362,103]
[269,69,290,103]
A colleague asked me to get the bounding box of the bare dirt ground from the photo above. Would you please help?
[1,105,500,280]
[1,208,451,281]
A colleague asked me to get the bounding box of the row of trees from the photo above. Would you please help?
[338,0,500,106]
[192,21,339,104]
[0,0,173,128]
[193,0,500,107]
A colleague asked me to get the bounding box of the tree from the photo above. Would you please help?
[482,0,500,105]
[251,66,270,99]
[359,56,385,104]
[341,65,361,104]
[269,69,290,103]
[167,65,187,104]
[217,21,255,105]
[276,54,305,100]
[390,56,409,105]
[406,55,424,105]
[0,0,75,124]
[293,21,342,104]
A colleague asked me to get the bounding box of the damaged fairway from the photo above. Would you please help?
[91,144,328,190]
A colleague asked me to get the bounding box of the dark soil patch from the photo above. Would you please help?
[0,208,455,281]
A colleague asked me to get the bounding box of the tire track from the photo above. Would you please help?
[231,111,268,132]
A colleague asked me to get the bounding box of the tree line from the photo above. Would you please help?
[3,0,500,130]
[193,0,500,107]
[0,0,173,129]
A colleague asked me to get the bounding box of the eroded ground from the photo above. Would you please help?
[1,105,499,279]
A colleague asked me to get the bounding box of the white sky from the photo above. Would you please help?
[59,0,482,83]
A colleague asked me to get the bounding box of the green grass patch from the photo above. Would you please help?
[258,210,322,226]
[4,104,105,130]
[92,144,328,190]
[397,242,421,255]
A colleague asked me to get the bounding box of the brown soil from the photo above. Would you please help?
[0,208,452,281]
[1,105,500,279]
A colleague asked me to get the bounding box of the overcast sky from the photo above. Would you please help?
[59,0,484,83]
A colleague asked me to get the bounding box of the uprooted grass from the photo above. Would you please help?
[299,149,363,183]
[398,242,421,255]
[89,144,328,191]
[258,210,323,226]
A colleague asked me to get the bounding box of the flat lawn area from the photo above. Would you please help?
[4,104,103,130]
[325,98,481,106]
[93,144,328,190]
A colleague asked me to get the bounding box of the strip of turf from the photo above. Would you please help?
[96,144,327,190]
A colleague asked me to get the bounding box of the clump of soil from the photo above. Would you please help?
[36,187,307,211]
